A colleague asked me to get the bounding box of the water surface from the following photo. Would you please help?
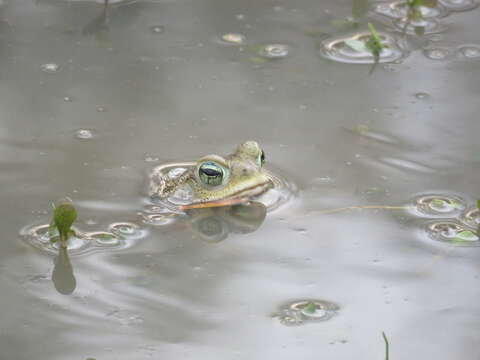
[1,0,479,359]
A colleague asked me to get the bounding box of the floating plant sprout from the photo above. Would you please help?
[402,0,440,35]
[49,200,78,248]
[272,299,339,326]
[48,200,78,294]
[344,23,385,74]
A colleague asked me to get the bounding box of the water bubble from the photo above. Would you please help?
[63,96,72,102]
[150,25,164,34]
[235,14,245,20]
[438,0,479,11]
[426,221,479,246]
[75,129,95,140]
[219,33,246,45]
[458,45,480,59]
[41,63,60,73]
[319,31,407,64]
[109,222,146,240]
[414,92,430,100]
[413,195,465,217]
[423,47,454,60]
[144,155,160,163]
[96,106,106,112]
[273,300,339,326]
[256,44,290,59]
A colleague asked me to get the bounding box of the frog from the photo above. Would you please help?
[149,141,274,211]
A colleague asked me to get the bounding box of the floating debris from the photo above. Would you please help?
[219,33,246,45]
[413,194,465,217]
[319,30,407,65]
[426,221,479,246]
[272,299,339,326]
[41,63,60,73]
[75,129,95,140]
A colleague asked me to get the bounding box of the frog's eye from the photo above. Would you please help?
[198,162,225,186]
[258,150,265,167]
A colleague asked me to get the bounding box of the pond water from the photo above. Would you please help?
[1,0,479,359]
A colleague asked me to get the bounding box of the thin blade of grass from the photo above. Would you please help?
[382,332,390,360]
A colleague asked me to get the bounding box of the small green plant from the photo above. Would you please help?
[49,200,77,248]
[403,0,438,36]
[365,23,384,74]
[382,332,390,360]
[345,23,385,75]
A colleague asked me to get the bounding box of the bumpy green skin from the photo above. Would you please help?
[162,141,273,204]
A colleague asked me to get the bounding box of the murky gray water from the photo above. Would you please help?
[1,0,479,359]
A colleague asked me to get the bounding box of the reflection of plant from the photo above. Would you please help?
[345,23,385,74]
[49,200,77,248]
[403,0,438,35]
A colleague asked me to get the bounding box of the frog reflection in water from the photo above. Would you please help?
[180,201,267,243]
[150,141,273,210]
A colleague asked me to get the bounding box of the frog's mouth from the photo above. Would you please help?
[179,180,273,210]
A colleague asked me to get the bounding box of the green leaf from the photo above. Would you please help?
[48,218,59,243]
[345,39,367,52]
[430,198,446,208]
[53,203,77,241]
[449,199,464,210]
[367,23,382,45]
[454,230,478,242]
[477,200,480,210]
[302,302,317,314]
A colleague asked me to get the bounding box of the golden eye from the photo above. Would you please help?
[198,162,225,186]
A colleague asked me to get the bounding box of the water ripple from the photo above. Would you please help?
[412,194,466,217]
[20,221,147,256]
[393,17,448,35]
[460,207,480,228]
[319,30,408,64]
[272,299,339,326]
[425,220,479,246]
[255,44,290,59]
[373,0,450,19]
[438,0,479,11]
